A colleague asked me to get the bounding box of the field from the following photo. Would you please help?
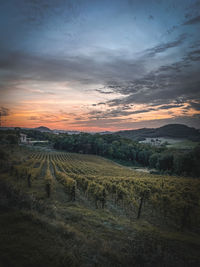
[167,140,200,149]
[0,145,200,266]
[140,137,200,149]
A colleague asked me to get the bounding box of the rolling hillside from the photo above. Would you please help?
[0,145,200,266]
[34,126,52,132]
[116,124,200,141]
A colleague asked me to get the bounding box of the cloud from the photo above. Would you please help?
[144,34,186,58]
[0,50,146,88]
[184,49,200,62]
[88,102,186,120]
[70,113,200,130]
[188,101,200,111]
[29,89,55,95]
[74,116,85,121]
[0,107,10,116]
[0,33,189,96]
[16,0,83,28]
[28,116,39,120]
[1,37,193,123]
[89,107,157,119]
[28,112,71,123]
[158,104,185,110]
[0,0,199,131]
[96,88,115,94]
[96,46,200,110]
[71,117,129,128]
[183,15,200,25]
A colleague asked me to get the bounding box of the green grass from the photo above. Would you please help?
[167,140,200,149]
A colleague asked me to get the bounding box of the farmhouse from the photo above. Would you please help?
[20,133,31,144]
[20,133,27,143]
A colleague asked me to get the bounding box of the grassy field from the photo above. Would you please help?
[167,140,200,149]
[0,145,200,266]
[140,137,200,149]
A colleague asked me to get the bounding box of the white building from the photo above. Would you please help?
[20,133,32,144]
[20,133,27,143]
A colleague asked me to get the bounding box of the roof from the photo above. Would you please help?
[20,133,27,137]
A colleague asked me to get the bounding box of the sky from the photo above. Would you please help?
[0,0,200,131]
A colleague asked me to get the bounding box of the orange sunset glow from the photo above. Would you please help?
[0,0,200,131]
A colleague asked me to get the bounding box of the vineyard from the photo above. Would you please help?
[1,146,200,266]
[3,146,200,231]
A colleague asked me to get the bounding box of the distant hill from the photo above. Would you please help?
[116,124,200,141]
[52,129,81,135]
[34,126,52,132]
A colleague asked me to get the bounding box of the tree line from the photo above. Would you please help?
[1,129,199,177]
[53,133,200,177]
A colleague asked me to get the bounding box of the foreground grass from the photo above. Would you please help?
[0,209,72,267]
[1,205,200,267]
[1,174,200,267]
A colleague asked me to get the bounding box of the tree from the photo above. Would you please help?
[149,153,159,168]
[174,153,194,176]
[157,154,173,171]
[6,134,18,144]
